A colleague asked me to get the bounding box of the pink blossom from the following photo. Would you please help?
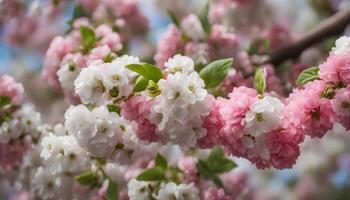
[120,96,159,142]
[100,33,123,52]
[154,25,182,67]
[264,127,303,169]
[319,54,350,84]
[220,69,253,94]
[198,95,225,148]
[208,24,239,61]
[221,169,251,198]
[263,24,291,51]
[88,45,112,64]
[73,17,91,29]
[0,74,24,105]
[218,86,258,148]
[91,184,107,200]
[284,80,337,138]
[200,186,230,200]
[42,36,77,89]
[178,156,198,183]
[331,87,350,129]
[331,87,350,117]
[0,139,27,172]
[184,42,209,65]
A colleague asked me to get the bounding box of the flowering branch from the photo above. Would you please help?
[268,6,350,66]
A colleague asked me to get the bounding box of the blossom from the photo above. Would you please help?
[331,87,350,130]
[180,14,205,42]
[331,36,350,55]
[154,25,182,67]
[208,24,239,60]
[331,87,350,117]
[57,62,82,93]
[244,96,284,137]
[31,167,74,200]
[127,179,154,200]
[156,182,200,200]
[40,134,89,174]
[0,74,24,105]
[150,70,209,147]
[164,54,195,75]
[200,186,230,200]
[74,63,108,105]
[65,105,135,159]
[198,95,225,148]
[121,96,159,142]
[42,36,77,89]
[0,139,27,172]
[218,86,258,147]
[184,42,209,65]
[284,80,337,138]
[177,156,198,183]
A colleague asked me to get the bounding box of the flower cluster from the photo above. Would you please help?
[155,11,285,97]
[78,0,149,41]
[0,75,42,173]
[42,20,123,102]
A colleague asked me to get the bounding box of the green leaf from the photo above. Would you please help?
[209,158,236,173]
[0,96,11,107]
[74,171,98,186]
[197,160,224,187]
[126,63,163,83]
[155,153,168,170]
[107,179,118,200]
[247,42,259,56]
[198,1,211,33]
[207,146,236,173]
[254,68,266,95]
[167,10,180,27]
[296,66,320,86]
[80,26,96,51]
[133,76,149,92]
[199,58,233,88]
[107,104,121,115]
[137,167,166,181]
[263,40,270,53]
[207,146,225,163]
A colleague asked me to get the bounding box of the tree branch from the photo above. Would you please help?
[268,6,350,66]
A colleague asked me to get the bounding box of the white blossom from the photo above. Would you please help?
[331,36,350,55]
[127,179,154,200]
[57,62,81,92]
[180,14,205,41]
[156,182,200,200]
[74,63,107,105]
[19,104,41,133]
[150,71,209,147]
[31,167,74,200]
[0,118,20,143]
[65,104,135,159]
[164,54,195,74]
[244,96,284,137]
[40,133,89,174]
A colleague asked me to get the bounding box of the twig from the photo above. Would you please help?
[267,6,350,66]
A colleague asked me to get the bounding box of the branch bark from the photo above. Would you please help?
[268,6,350,66]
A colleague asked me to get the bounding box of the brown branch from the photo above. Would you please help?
[268,6,350,66]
